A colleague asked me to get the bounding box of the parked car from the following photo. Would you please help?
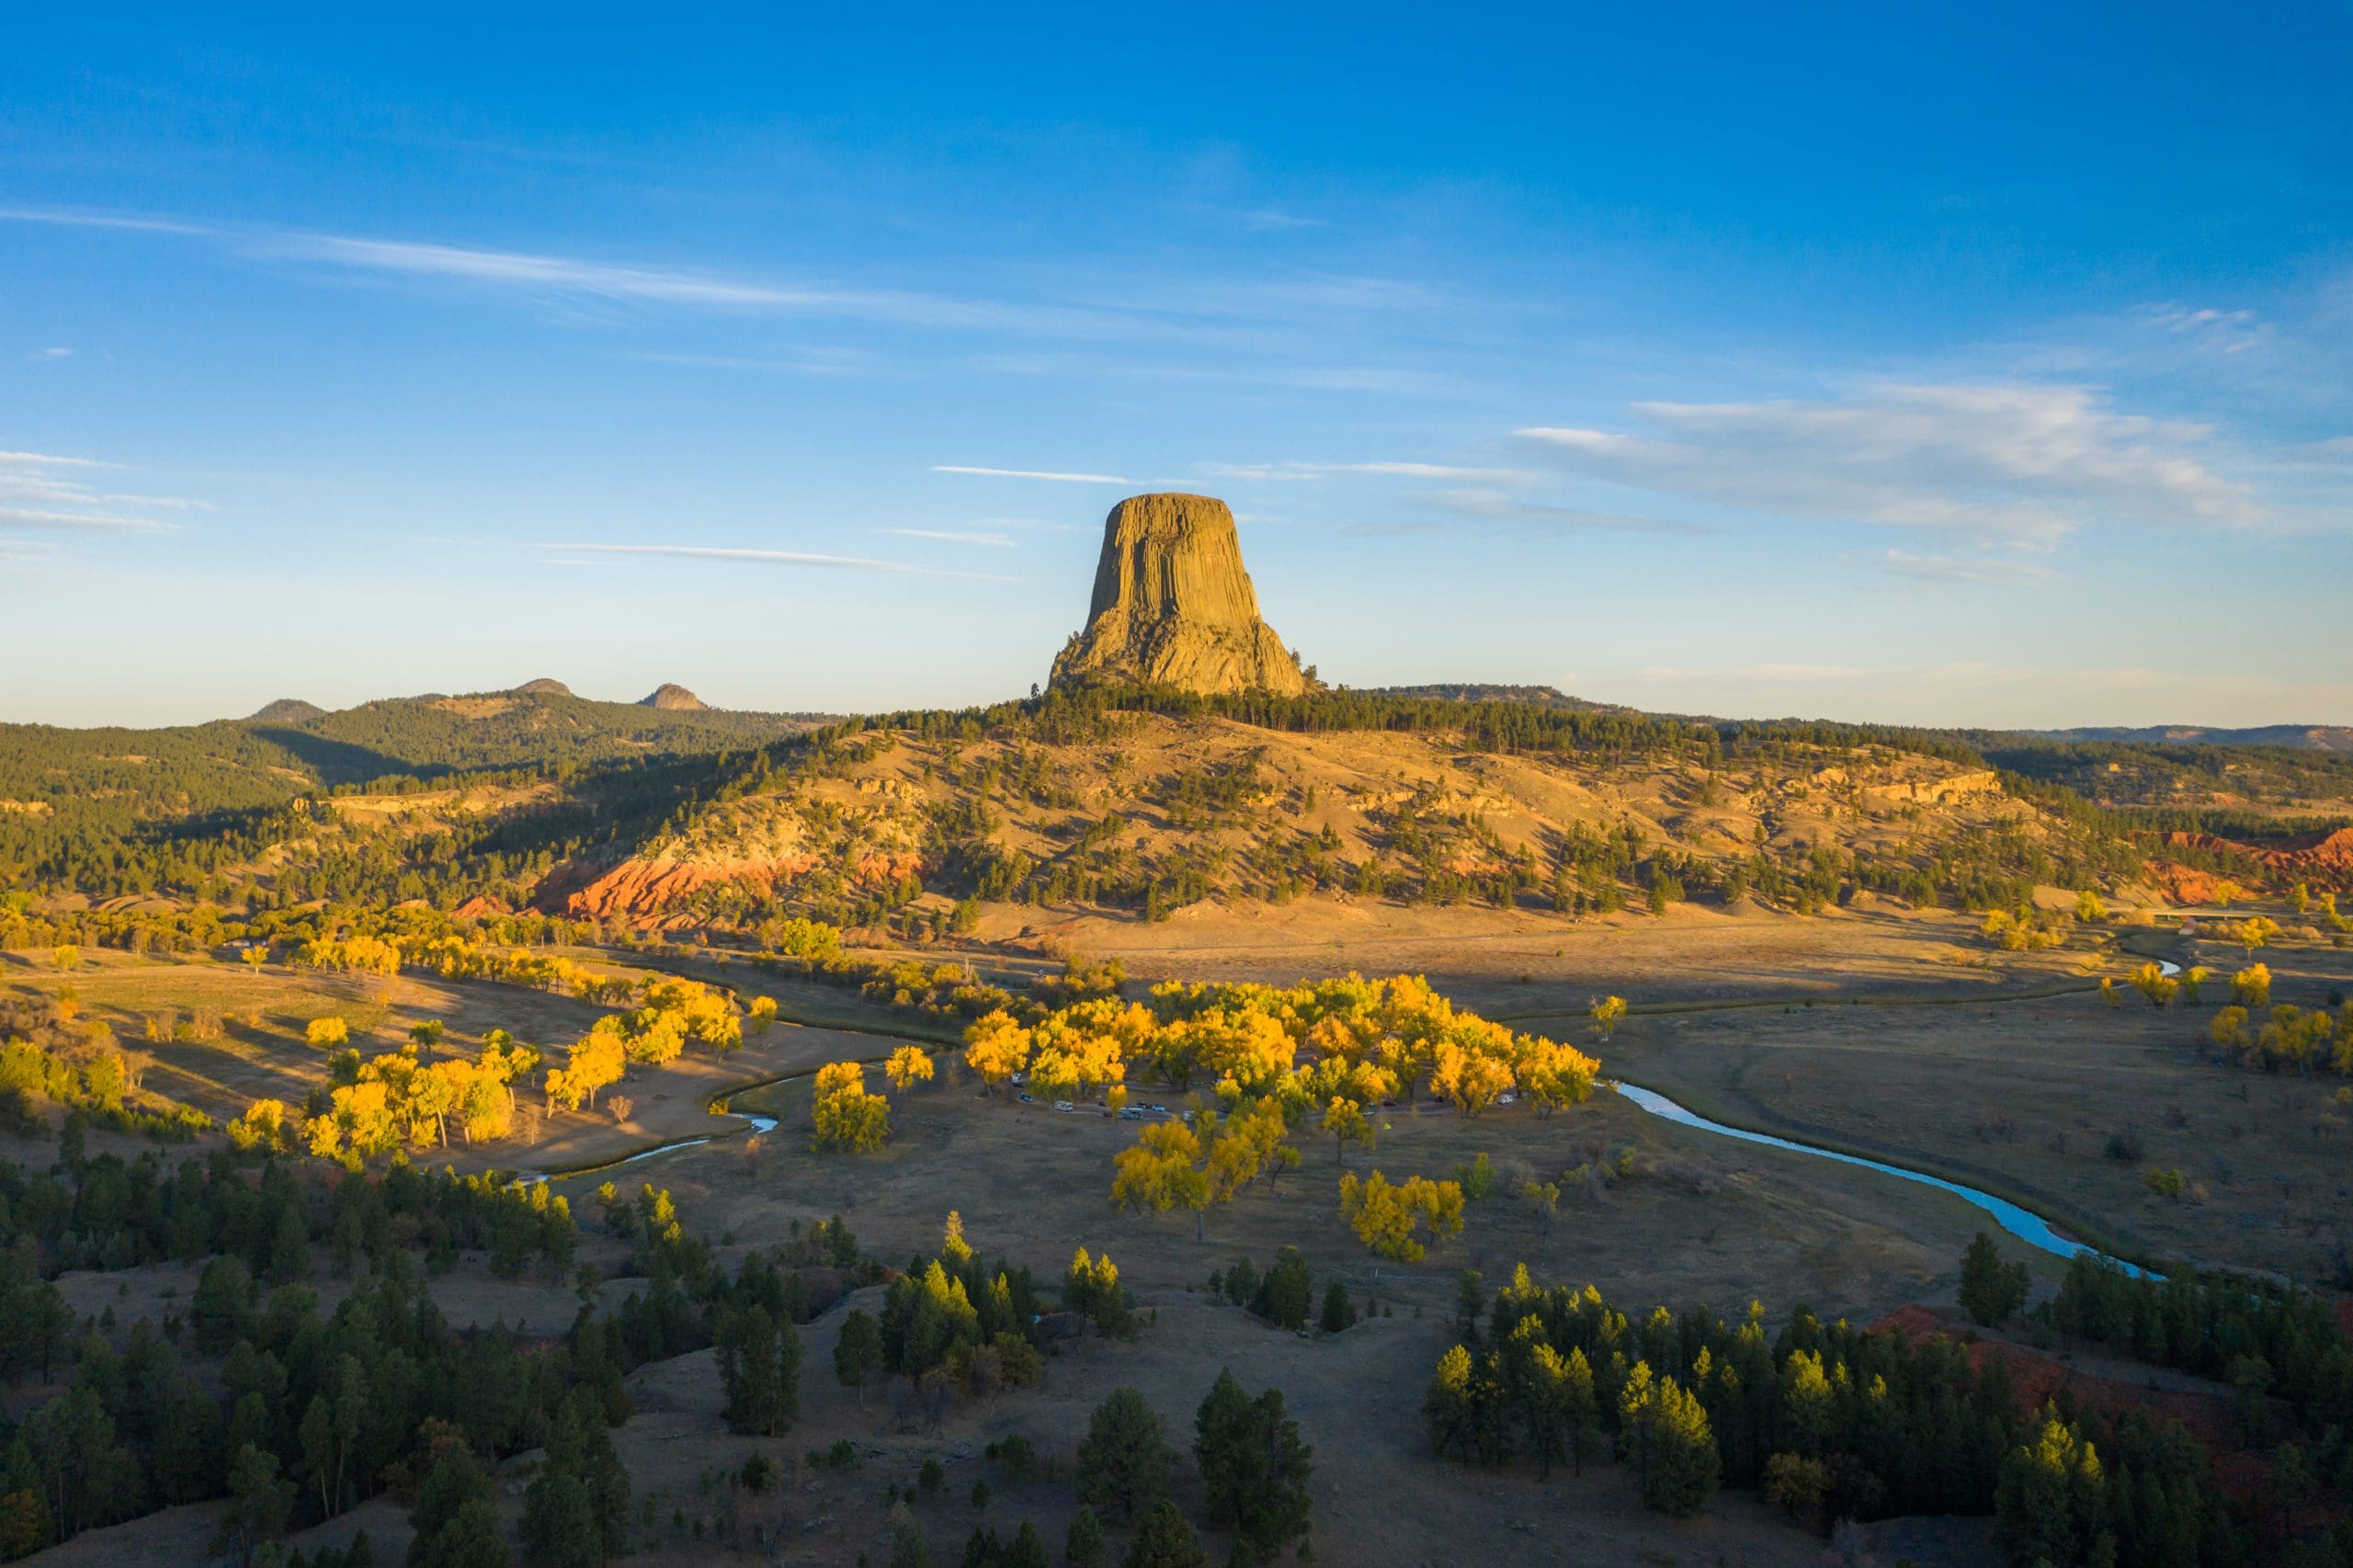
[1017,1093,1035,1103]
[1053,1100,1074,1112]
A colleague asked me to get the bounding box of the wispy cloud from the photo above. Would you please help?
[626,347,876,376]
[875,528,1016,548]
[1841,547,2055,585]
[2143,303,2272,356]
[1227,207,1328,233]
[1199,460,1540,484]
[544,542,1015,581]
[0,449,197,531]
[32,347,71,361]
[1517,383,2270,543]
[1424,488,1712,535]
[0,205,1433,351]
[0,207,209,236]
[931,465,1131,484]
[0,450,108,468]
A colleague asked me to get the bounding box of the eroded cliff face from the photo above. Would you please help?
[1049,493,1314,697]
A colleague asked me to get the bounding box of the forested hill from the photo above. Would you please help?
[2014,722,2353,753]
[0,687,825,804]
[7,681,2350,918]
[0,688,830,903]
[250,688,825,785]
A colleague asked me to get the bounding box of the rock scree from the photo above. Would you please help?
[638,683,707,710]
[1049,492,1314,697]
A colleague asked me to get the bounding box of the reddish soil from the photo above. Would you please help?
[1872,1306,2274,1498]
[548,851,924,923]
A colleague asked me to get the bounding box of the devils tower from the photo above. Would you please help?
[1049,493,1314,696]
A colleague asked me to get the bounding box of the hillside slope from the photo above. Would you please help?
[534,706,2131,931]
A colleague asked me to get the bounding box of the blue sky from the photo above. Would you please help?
[6,5,2349,728]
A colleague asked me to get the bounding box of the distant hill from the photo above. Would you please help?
[2019,723,2353,753]
[256,687,820,784]
[0,686,835,900]
[512,677,574,698]
[640,683,707,710]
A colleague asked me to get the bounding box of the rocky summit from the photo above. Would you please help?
[1049,492,1313,696]
[639,683,707,710]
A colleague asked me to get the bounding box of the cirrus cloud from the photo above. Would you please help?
[1517,382,2267,544]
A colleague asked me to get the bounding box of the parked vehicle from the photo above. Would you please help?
[1017,1093,1035,1103]
[1053,1100,1074,1112]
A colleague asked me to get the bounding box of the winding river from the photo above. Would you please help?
[1609,959,2178,1278]
[1610,1083,2157,1278]
[536,962,2177,1278]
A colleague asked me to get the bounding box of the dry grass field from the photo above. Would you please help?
[4,893,2345,1567]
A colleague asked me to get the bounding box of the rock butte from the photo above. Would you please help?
[639,683,707,710]
[1050,492,1314,698]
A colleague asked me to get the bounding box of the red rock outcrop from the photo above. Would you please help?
[548,851,924,923]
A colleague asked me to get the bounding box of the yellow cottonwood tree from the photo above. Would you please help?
[1337,1170,1465,1262]
[812,1061,890,1153]
[1111,1119,1212,1239]
[962,1009,1032,1096]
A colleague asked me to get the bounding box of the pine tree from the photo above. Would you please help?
[1622,1368,1717,1517]
[211,1442,292,1568]
[1423,1344,1477,1463]
[1063,1505,1108,1567]
[1318,1278,1355,1335]
[1193,1371,1313,1562]
[407,1443,510,1568]
[1120,1500,1208,1568]
[835,1307,882,1402]
[522,1389,628,1564]
[1504,1323,1570,1479]
[717,1305,801,1436]
[1004,1520,1049,1568]
[1959,1233,2029,1326]
[1075,1388,1171,1523]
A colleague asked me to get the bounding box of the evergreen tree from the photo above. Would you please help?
[1063,1504,1108,1567]
[835,1307,883,1402]
[1503,1322,1570,1479]
[1423,1345,1477,1463]
[1959,1233,2029,1326]
[1621,1367,1717,1517]
[1004,1519,1049,1568]
[1994,1409,2109,1568]
[517,1471,597,1568]
[1253,1249,1311,1331]
[1192,1371,1313,1563]
[1317,1278,1355,1335]
[521,1389,628,1565]
[1076,1387,1171,1523]
[408,1443,510,1568]
[716,1304,801,1436]
[211,1442,293,1568]
[1120,1500,1208,1568]
[888,1500,934,1568]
